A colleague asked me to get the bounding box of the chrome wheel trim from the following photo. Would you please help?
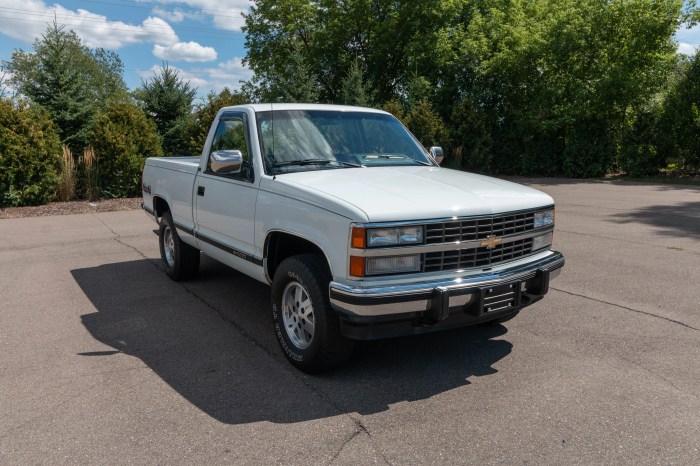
[163,226,176,268]
[281,281,315,350]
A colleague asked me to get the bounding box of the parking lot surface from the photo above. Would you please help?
[1,179,698,464]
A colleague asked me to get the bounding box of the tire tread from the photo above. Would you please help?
[274,254,354,373]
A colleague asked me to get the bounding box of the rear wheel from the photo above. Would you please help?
[159,211,200,281]
[271,254,354,373]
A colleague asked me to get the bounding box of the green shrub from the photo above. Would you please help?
[449,99,492,172]
[618,110,666,177]
[0,100,62,207]
[520,127,565,177]
[90,102,162,198]
[658,54,700,170]
[404,99,448,150]
[563,119,614,178]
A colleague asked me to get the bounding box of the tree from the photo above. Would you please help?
[242,0,689,177]
[255,40,320,103]
[339,59,375,107]
[455,0,684,177]
[0,99,62,206]
[404,99,447,149]
[134,63,197,156]
[449,98,493,172]
[90,102,162,197]
[184,87,249,153]
[243,0,446,103]
[658,52,700,170]
[3,21,128,153]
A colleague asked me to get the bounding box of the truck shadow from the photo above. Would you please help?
[72,256,512,425]
[612,201,700,238]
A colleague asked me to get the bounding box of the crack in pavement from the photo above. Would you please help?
[328,414,391,465]
[550,286,699,331]
[178,281,392,464]
[93,213,153,262]
[94,214,392,464]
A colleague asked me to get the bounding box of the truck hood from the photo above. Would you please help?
[275,166,553,222]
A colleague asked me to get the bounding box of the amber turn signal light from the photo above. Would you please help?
[351,227,366,248]
[349,256,365,277]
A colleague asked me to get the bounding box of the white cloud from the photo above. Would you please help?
[0,0,217,62]
[143,0,251,31]
[154,41,217,62]
[678,42,697,56]
[205,57,253,89]
[152,6,202,24]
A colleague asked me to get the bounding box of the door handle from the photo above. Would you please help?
[197,186,205,196]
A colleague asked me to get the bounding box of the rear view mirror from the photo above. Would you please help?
[210,150,243,174]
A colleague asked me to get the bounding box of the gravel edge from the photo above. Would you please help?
[0,198,143,219]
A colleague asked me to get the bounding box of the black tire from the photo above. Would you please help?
[271,254,354,373]
[159,211,200,281]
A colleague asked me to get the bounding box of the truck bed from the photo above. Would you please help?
[145,156,201,174]
[143,156,201,230]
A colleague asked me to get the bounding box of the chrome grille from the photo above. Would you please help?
[424,238,534,272]
[425,211,536,244]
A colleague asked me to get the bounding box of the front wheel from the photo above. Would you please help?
[271,254,354,373]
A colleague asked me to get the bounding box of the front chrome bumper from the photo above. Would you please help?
[329,251,564,318]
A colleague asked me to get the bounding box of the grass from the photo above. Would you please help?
[57,145,76,201]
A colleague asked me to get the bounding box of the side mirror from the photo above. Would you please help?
[210,150,243,174]
[429,146,444,165]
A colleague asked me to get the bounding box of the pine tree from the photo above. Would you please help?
[6,23,86,151]
[272,42,319,103]
[340,59,375,107]
[134,63,197,156]
[3,21,128,153]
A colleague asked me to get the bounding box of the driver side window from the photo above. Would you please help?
[208,118,253,181]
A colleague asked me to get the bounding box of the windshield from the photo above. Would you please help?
[255,110,433,174]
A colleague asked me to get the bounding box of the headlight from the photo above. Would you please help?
[365,255,421,275]
[367,226,423,247]
[531,232,553,251]
[534,209,555,228]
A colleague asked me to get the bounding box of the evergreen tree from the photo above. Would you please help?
[340,59,375,107]
[3,21,128,153]
[270,41,319,103]
[134,63,197,156]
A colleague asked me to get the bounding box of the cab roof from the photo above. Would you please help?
[219,103,390,114]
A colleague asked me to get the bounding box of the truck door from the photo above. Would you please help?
[194,112,258,260]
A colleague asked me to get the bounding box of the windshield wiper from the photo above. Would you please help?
[361,154,432,166]
[273,159,361,168]
[273,158,334,167]
[362,154,406,160]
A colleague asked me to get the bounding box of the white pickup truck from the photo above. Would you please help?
[141,103,564,372]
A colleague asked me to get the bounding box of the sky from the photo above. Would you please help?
[0,0,253,100]
[0,0,698,102]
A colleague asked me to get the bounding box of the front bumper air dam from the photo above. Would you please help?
[329,251,565,340]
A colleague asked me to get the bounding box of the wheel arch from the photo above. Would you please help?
[152,196,170,219]
[264,230,333,283]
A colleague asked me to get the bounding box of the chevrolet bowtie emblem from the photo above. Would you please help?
[480,235,502,249]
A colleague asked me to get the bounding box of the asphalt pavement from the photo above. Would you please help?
[0,179,698,465]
